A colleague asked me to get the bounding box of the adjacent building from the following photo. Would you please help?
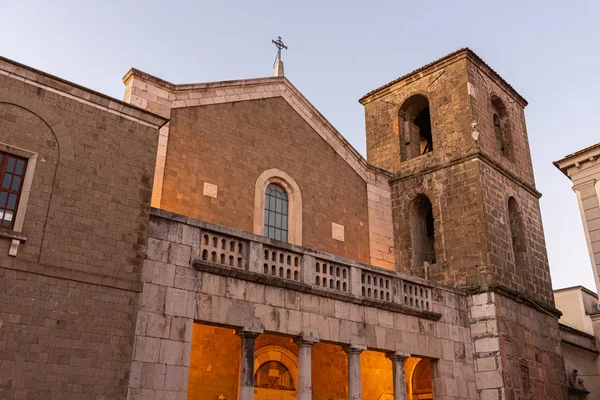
[0,48,568,399]
[555,144,600,399]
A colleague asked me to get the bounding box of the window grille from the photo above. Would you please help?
[264,183,288,242]
[0,152,27,229]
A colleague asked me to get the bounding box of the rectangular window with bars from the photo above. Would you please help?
[0,151,28,229]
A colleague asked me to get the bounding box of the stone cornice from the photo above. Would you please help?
[359,48,527,107]
[554,142,600,179]
[389,151,541,199]
[192,261,443,321]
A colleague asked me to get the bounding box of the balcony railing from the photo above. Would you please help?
[190,220,439,318]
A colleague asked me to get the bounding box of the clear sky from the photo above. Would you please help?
[1,0,598,292]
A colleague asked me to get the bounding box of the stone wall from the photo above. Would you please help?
[160,98,372,264]
[0,56,166,399]
[391,159,488,283]
[0,268,137,398]
[128,210,477,399]
[122,71,397,271]
[468,292,566,400]
[466,60,535,187]
[479,161,554,305]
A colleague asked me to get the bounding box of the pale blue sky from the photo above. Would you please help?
[1,0,598,292]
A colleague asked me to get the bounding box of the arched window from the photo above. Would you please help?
[254,169,302,245]
[508,197,526,266]
[409,194,436,267]
[264,183,288,242]
[491,96,510,157]
[399,94,433,161]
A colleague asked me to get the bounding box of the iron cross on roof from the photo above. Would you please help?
[272,36,288,65]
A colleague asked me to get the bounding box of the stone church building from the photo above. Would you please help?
[0,48,567,399]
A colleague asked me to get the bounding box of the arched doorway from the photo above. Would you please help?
[253,346,298,400]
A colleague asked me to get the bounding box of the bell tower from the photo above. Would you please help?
[360,49,567,399]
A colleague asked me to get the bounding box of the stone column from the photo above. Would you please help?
[344,344,366,400]
[236,328,262,400]
[387,351,410,400]
[295,334,319,400]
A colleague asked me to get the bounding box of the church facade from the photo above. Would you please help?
[0,49,566,399]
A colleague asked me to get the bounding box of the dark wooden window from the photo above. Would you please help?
[0,151,28,229]
[264,183,288,242]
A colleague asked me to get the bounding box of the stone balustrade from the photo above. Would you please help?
[189,217,439,317]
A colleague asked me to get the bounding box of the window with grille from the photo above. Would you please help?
[0,152,28,229]
[264,183,288,242]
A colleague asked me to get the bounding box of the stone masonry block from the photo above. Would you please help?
[135,311,149,336]
[128,388,156,400]
[201,273,226,296]
[147,238,170,263]
[244,282,265,304]
[264,286,285,307]
[140,283,167,314]
[165,365,189,391]
[146,313,171,339]
[470,304,495,319]
[181,224,200,247]
[151,262,176,287]
[226,277,246,300]
[134,337,161,363]
[159,339,186,365]
[141,259,155,283]
[474,337,499,353]
[480,389,500,400]
[165,287,195,318]
[170,316,193,343]
[129,361,142,388]
[141,362,166,390]
[476,356,497,372]
[164,391,187,400]
[469,322,487,336]
[168,243,191,267]
[471,293,489,306]
[475,370,503,389]
[174,266,198,291]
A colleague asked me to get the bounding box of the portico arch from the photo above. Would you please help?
[253,345,299,399]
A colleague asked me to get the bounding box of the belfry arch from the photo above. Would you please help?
[398,94,433,161]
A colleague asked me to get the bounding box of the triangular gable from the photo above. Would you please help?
[124,69,385,182]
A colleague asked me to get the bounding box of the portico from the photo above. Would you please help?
[127,209,475,399]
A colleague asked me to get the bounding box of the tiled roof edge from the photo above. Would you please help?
[359,48,528,106]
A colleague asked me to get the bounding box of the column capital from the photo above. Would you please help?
[386,351,410,361]
[236,327,263,339]
[295,333,319,347]
[343,344,367,355]
[572,179,596,192]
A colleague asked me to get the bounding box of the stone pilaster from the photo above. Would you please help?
[236,328,262,400]
[387,351,410,400]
